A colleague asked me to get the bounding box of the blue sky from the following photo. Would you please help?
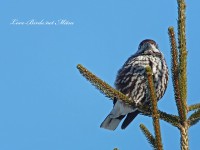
[0,0,200,150]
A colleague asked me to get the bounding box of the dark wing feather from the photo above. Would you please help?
[121,110,140,129]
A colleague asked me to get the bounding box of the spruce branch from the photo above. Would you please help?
[146,66,163,150]
[177,0,188,122]
[189,118,200,127]
[180,122,189,150]
[158,111,180,128]
[188,103,200,111]
[77,64,178,127]
[140,124,156,149]
[177,0,189,149]
[141,109,180,128]
[168,27,185,122]
[188,109,200,126]
[77,64,134,106]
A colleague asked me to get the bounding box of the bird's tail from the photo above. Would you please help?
[121,110,140,129]
[100,100,136,130]
[100,114,125,130]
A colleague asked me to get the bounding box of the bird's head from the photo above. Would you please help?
[136,39,160,55]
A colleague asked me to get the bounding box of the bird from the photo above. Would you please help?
[100,39,169,130]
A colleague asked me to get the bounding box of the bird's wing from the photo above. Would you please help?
[115,55,149,105]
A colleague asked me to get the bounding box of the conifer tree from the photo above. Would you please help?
[77,0,200,149]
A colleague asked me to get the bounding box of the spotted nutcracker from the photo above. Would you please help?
[100,39,169,130]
